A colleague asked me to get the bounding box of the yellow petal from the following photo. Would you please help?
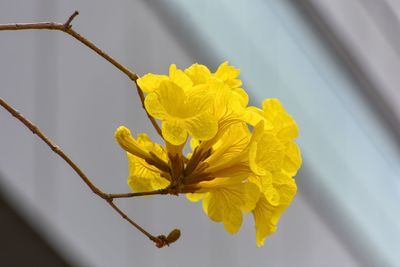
[186,193,205,202]
[137,73,168,93]
[252,195,278,247]
[282,142,302,176]
[249,130,285,176]
[255,173,280,206]
[144,81,185,118]
[262,99,298,142]
[243,106,273,130]
[272,172,297,206]
[276,114,299,142]
[162,119,188,145]
[127,153,169,192]
[169,64,193,90]
[115,126,150,159]
[241,182,261,212]
[207,79,246,120]
[252,172,297,246]
[232,87,249,108]
[145,80,218,144]
[203,192,223,222]
[200,181,260,235]
[123,133,170,192]
[184,63,212,85]
[185,112,218,142]
[136,133,168,161]
[214,61,242,88]
[223,208,243,234]
[262,98,285,113]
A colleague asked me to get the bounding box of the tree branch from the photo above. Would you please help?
[0,11,162,138]
[108,189,169,199]
[0,97,173,247]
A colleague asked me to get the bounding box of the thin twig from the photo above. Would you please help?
[134,83,163,137]
[0,11,162,138]
[106,199,159,243]
[0,97,171,247]
[109,189,169,199]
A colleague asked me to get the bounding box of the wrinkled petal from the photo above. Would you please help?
[252,171,297,246]
[215,61,242,88]
[252,195,279,247]
[262,99,298,142]
[272,172,297,206]
[282,142,302,176]
[249,129,285,176]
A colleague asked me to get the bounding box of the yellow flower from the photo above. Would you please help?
[115,127,170,192]
[244,98,302,174]
[144,80,218,145]
[126,134,170,192]
[117,62,302,246]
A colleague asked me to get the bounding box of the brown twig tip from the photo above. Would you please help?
[64,11,79,28]
[154,228,181,248]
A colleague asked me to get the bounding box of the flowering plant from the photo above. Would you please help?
[0,12,301,248]
[116,62,302,246]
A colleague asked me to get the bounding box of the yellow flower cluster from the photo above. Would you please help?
[115,62,302,246]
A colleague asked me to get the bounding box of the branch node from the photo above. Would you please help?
[51,145,61,153]
[64,11,79,29]
[155,235,169,248]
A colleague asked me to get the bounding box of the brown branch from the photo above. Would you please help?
[134,83,163,137]
[0,11,162,138]
[0,97,173,247]
[108,188,169,199]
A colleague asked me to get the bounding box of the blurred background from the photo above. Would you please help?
[1,0,400,266]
